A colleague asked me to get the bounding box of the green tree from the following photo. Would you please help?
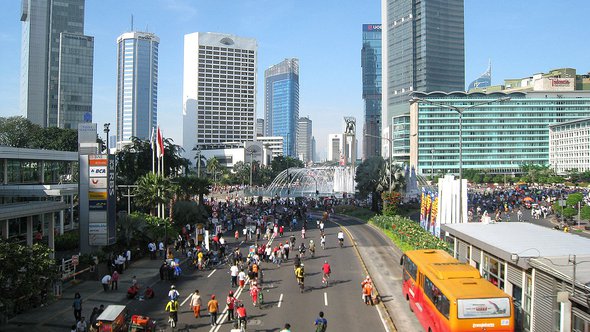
[206,157,221,181]
[581,205,590,221]
[134,173,175,216]
[0,241,58,309]
[174,175,211,204]
[566,192,584,207]
[173,201,210,228]
[563,207,577,219]
[355,156,385,212]
[0,116,40,148]
[117,212,146,246]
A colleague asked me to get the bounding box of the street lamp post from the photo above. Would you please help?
[410,96,511,223]
[365,133,393,191]
[195,146,202,177]
[103,123,110,154]
[246,146,257,187]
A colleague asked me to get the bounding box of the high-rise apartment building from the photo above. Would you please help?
[327,134,343,163]
[297,117,312,163]
[381,0,464,159]
[256,118,265,137]
[20,0,94,128]
[361,24,382,160]
[182,32,257,160]
[264,58,299,157]
[116,31,159,149]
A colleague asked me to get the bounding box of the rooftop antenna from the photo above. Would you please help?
[130,15,134,31]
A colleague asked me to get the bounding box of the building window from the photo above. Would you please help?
[573,308,590,332]
[482,254,505,290]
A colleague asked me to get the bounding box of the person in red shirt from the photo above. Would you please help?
[249,282,259,306]
[322,260,331,286]
[226,291,236,321]
[235,302,247,330]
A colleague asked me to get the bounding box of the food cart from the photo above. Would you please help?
[96,305,128,332]
[128,315,156,332]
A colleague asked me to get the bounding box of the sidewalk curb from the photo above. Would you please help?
[332,217,397,332]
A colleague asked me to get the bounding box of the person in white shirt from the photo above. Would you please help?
[159,241,165,258]
[101,274,111,292]
[238,269,247,288]
[230,264,239,287]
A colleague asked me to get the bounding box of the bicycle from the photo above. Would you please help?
[339,238,344,248]
[298,278,305,293]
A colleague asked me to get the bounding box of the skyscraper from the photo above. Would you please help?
[116,31,159,149]
[256,118,265,137]
[361,24,382,160]
[264,58,299,157]
[467,60,492,91]
[381,0,464,159]
[182,32,257,159]
[297,117,312,163]
[20,0,94,128]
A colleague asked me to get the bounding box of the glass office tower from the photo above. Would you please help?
[116,31,159,149]
[264,58,299,157]
[20,0,93,128]
[361,24,382,160]
[382,0,464,159]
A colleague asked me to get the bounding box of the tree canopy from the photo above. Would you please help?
[0,116,78,151]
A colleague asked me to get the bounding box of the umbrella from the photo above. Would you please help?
[523,197,534,202]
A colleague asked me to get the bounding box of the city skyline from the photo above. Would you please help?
[2,1,590,159]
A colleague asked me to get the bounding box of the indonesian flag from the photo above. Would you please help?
[156,126,164,158]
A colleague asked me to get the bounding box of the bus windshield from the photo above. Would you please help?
[457,297,511,319]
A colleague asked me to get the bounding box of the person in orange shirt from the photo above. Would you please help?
[207,294,219,326]
[363,281,374,305]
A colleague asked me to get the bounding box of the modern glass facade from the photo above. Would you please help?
[409,91,590,175]
[467,61,492,91]
[361,24,382,160]
[382,0,464,159]
[392,114,410,162]
[57,33,94,129]
[116,32,159,148]
[20,0,93,128]
[264,59,299,157]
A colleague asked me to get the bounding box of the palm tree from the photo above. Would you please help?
[134,173,174,216]
[207,157,221,181]
[174,175,211,204]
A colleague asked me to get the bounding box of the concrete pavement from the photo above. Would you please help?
[3,254,168,332]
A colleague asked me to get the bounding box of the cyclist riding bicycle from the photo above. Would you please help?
[309,240,316,257]
[322,260,331,286]
[235,302,247,331]
[337,230,344,247]
[295,263,305,292]
[299,242,306,258]
[320,234,326,249]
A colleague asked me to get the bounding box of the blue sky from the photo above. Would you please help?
[1,1,589,159]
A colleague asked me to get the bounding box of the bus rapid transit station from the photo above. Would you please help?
[442,222,590,332]
[401,249,514,332]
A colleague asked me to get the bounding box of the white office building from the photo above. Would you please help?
[116,31,159,149]
[182,32,257,161]
[549,117,590,175]
[327,134,343,163]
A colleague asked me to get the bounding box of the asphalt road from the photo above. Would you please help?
[127,221,386,331]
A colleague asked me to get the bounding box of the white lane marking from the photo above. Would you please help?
[209,276,250,332]
[180,293,192,306]
[278,293,283,308]
[376,298,392,332]
[207,269,217,278]
[324,292,328,306]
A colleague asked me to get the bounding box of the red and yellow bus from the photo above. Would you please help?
[400,250,514,332]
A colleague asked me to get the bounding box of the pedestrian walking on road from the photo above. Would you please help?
[226,291,236,321]
[72,292,82,322]
[280,323,292,332]
[208,294,219,326]
[314,311,328,332]
[238,269,246,288]
[230,263,239,287]
[189,289,202,318]
[363,280,374,305]
[111,270,119,290]
[76,316,87,332]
